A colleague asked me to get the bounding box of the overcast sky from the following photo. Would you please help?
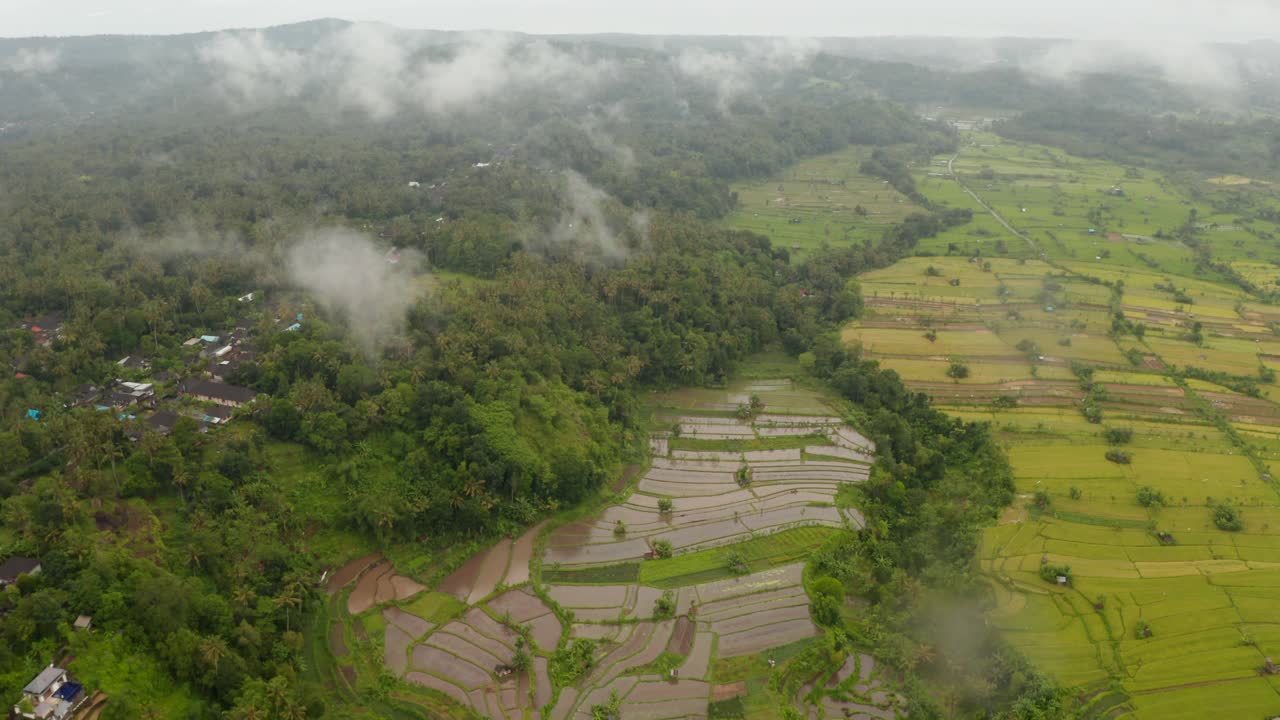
[2,0,1279,41]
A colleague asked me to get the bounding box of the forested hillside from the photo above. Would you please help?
[4,18,1279,720]
[0,22,980,719]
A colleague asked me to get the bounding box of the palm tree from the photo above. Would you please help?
[172,466,191,504]
[199,636,229,671]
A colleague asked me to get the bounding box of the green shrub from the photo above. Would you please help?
[992,395,1019,409]
[657,497,673,514]
[1105,450,1132,464]
[947,360,970,379]
[1136,486,1165,508]
[653,590,676,619]
[1031,490,1052,510]
[1039,563,1071,585]
[1213,504,1243,532]
[652,539,673,558]
[1103,427,1134,445]
[1135,619,1153,638]
[550,639,597,685]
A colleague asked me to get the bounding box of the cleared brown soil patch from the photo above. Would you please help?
[667,616,695,655]
[405,672,469,705]
[411,645,490,688]
[385,625,412,676]
[718,617,819,657]
[328,623,349,657]
[713,681,747,701]
[383,606,434,637]
[347,562,391,614]
[445,620,518,661]
[428,631,506,669]
[534,656,552,708]
[624,697,708,719]
[549,584,629,608]
[711,604,810,635]
[488,588,549,621]
[438,538,511,604]
[463,607,521,646]
[629,679,709,701]
[527,613,562,650]
[502,522,545,587]
[326,552,381,593]
[374,572,396,605]
[613,464,643,492]
[390,575,426,601]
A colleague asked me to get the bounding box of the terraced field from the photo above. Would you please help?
[725,144,923,258]
[317,378,908,719]
[831,131,1280,719]
[543,410,870,569]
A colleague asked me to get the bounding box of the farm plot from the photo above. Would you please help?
[843,149,1280,716]
[725,144,923,258]
[438,523,546,604]
[796,651,909,720]
[545,401,871,569]
[547,564,828,719]
[395,591,560,719]
[323,374,902,719]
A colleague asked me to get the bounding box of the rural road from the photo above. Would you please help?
[947,150,1047,260]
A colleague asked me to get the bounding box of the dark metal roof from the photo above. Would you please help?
[178,378,258,405]
[0,556,41,582]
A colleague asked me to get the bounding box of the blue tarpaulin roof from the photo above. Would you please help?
[26,409,41,420]
[54,681,82,700]
[200,335,220,343]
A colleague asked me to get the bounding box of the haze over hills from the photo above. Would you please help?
[3,11,1280,720]
[3,17,1280,126]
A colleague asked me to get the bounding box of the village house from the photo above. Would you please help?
[178,378,258,408]
[101,381,156,410]
[19,314,64,347]
[65,384,102,409]
[145,411,181,435]
[13,666,86,720]
[115,354,151,371]
[202,405,234,425]
[0,556,41,588]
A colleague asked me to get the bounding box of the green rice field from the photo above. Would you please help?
[730,130,1280,719]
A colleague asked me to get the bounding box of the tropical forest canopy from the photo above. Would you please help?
[1,17,1278,720]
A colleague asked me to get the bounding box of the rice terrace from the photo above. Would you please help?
[825,130,1280,718]
[301,130,1280,720]
[311,377,906,719]
[10,15,1280,720]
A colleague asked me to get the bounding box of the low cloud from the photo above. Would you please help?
[126,221,251,261]
[285,228,421,354]
[673,36,819,110]
[5,47,60,75]
[198,32,307,108]
[529,171,648,265]
[198,23,615,117]
[1022,39,1245,94]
